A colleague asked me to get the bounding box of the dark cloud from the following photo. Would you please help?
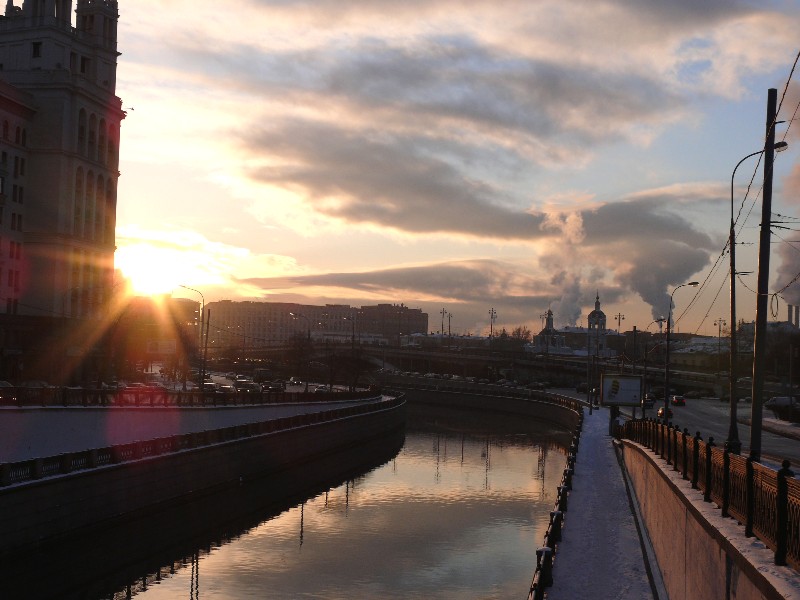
[244,119,548,238]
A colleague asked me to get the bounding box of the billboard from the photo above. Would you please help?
[600,374,643,406]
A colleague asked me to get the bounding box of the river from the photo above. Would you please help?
[20,405,573,599]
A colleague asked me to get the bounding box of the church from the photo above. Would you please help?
[531,293,620,358]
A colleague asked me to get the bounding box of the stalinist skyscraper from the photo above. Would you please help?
[0,0,123,320]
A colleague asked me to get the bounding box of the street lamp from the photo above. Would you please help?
[289,312,311,392]
[728,139,788,454]
[664,282,699,419]
[642,318,665,417]
[179,284,205,390]
[713,318,726,374]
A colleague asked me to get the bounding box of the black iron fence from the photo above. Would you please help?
[0,385,380,408]
[527,408,584,600]
[621,418,798,570]
[0,394,402,487]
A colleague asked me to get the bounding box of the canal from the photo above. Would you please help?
[13,405,573,599]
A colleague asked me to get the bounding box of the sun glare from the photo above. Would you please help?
[115,244,190,296]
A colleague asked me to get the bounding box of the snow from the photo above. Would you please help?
[547,407,655,599]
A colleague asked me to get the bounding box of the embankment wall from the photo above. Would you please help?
[621,440,793,600]
[0,400,406,555]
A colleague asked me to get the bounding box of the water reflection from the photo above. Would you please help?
[4,404,571,599]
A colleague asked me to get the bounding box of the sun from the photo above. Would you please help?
[115,243,190,296]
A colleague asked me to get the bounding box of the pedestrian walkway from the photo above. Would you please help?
[547,406,660,599]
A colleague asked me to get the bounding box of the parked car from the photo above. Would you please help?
[671,395,686,406]
[765,396,800,422]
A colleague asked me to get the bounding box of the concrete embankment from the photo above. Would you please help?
[621,439,800,600]
[0,396,406,557]
[387,385,582,431]
[0,400,368,463]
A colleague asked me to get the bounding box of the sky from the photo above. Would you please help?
[111,0,800,338]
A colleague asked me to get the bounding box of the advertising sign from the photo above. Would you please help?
[600,374,643,406]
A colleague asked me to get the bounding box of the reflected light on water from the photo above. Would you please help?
[136,426,568,599]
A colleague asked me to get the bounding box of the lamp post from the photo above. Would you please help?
[642,318,665,416]
[728,136,788,454]
[664,282,699,419]
[714,318,726,374]
[290,312,311,392]
[179,284,205,390]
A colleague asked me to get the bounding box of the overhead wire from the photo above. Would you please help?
[676,49,800,333]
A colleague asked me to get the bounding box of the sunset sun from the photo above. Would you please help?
[115,244,191,296]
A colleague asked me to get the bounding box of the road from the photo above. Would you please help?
[551,388,800,468]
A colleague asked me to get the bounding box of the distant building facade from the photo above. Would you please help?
[205,300,428,349]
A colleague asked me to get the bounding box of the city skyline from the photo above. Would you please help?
[112,1,800,337]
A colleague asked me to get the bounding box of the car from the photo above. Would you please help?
[235,381,261,393]
[657,406,673,419]
[218,384,236,394]
[314,385,329,393]
[765,396,800,421]
[643,394,655,408]
[671,395,686,406]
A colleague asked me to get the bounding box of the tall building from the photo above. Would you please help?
[0,0,123,319]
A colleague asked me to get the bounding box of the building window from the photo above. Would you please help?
[32,42,42,58]
[80,56,89,74]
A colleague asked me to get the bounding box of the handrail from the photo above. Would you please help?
[0,385,381,408]
[619,418,797,570]
[0,394,403,488]
[527,405,584,599]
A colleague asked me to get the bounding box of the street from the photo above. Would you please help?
[552,388,800,468]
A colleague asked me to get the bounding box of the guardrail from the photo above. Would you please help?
[380,379,583,408]
[527,409,584,600]
[620,418,798,570]
[0,386,381,408]
[0,394,403,487]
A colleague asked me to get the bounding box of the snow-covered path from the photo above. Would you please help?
[547,406,658,599]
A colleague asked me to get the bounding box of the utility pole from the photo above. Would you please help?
[615,313,625,333]
[440,307,447,336]
[750,88,779,462]
[489,307,497,338]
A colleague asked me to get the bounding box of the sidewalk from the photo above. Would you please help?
[548,406,659,599]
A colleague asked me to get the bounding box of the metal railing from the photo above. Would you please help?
[0,394,403,487]
[621,418,798,569]
[527,409,584,600]
[0,385,381,408]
